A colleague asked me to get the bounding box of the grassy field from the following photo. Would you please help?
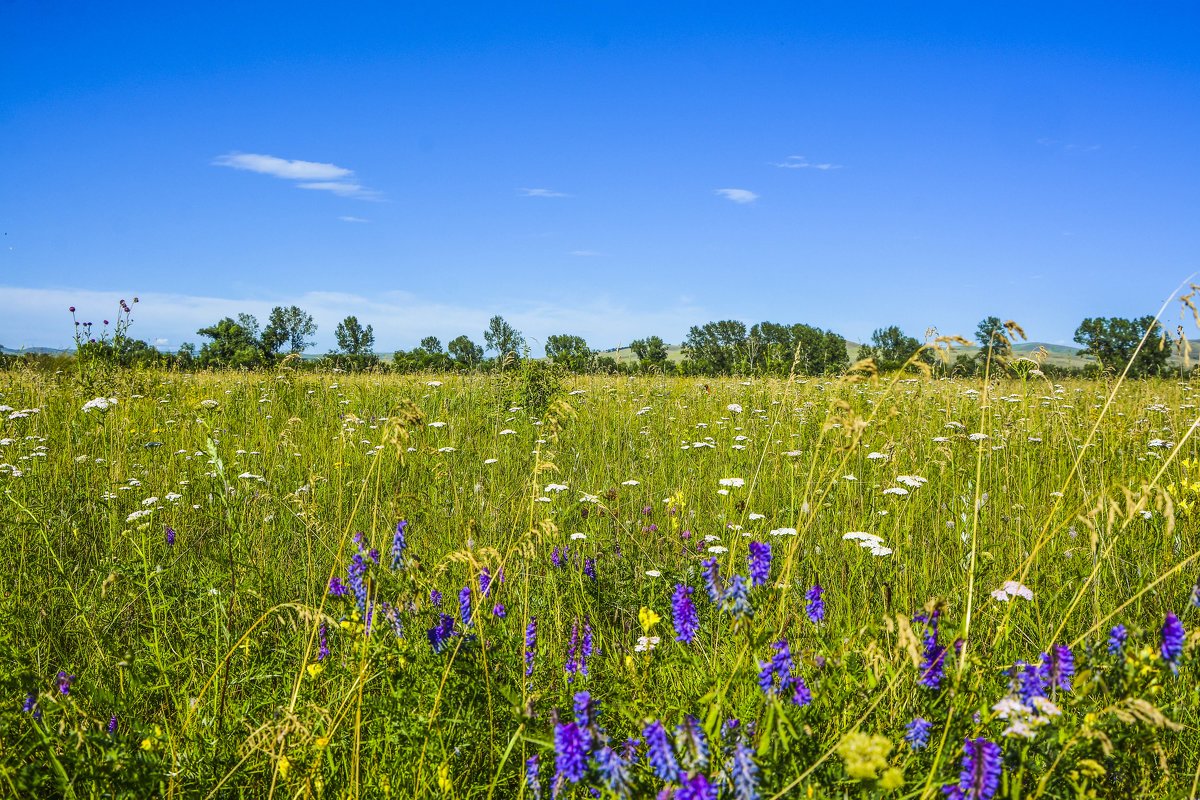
[1,365,1197,798]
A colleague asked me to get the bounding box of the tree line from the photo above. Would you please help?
[0,303,1183,379]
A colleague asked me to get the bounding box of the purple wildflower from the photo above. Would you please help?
[595,745,633,799]
[526,754,542,800]
[430,588,442,607]
[391,520,407,570]
[479,568,492,597]
[554,721,588,784]
[916,611,947,690]
[22,693,36,715]
[721,575,752,620]
[729,740,759,800]
[1012,659,1047,705]
[551,546,567,568]
[165,526,176,546]
[525,617,538,676]
[676,773,717,800]
[643,523,658,533]
[643,720,680,782]
[583,557,597,581]
[427,613,455,653]
[458,586,472,628]
[943,737,1003,800]
[347,552,369,612]
[642,505,653,516]
[1162,611,1185,671]
[906,717,933,750]
[574,691,597,746]
[317,624,329,661]
[366,548,379,564]
[702,558,722,603]
[1107,624,1127,655]
[790,674,813,707]
[581,616,594,676]
[328,577,348,597]
[492,603,506,618]
[107,714,118,734]
[565,619,580,682]
[805,584,825,623]
[675,715,709,770]
[56,671,75,696]
[747,541,771,587]
[1045,644,1074,691]
[672,584,700,644]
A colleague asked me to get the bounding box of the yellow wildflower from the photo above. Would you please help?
[639,607,661,634]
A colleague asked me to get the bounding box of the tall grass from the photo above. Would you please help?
[0,364,1196,798]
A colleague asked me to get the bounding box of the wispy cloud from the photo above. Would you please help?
[338,215,370,223]
[518,188,570,198]
[213,152,382,200]
[773,155,841,170]
[715,188,758,204]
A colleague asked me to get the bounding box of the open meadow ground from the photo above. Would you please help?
[1,368,1198,798]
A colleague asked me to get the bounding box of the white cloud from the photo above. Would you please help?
[339,216,371,223]
[212,153,353,180]
[715,188,758,204]
[0,286,709,353]
[774,155,841,170]
[154,338,169,346]
[518,188,570,198]
[214,152,381,200]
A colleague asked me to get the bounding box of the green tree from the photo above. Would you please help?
[448,335,484,369]
[1073,316,1171,377]
[858,326,921,372]
[545,334,592,372]
[262,306,317,358]
[975,316,1012,360]
[335,316,375,356]
[419,336,443,354]
[681,320,748,375]
[196,317,265,369]
[630,336,670,370]
[483,315,525,366]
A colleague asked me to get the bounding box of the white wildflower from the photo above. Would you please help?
[544,483,569,493]
[81,397,118,413]
[644,570,662,578]
[727,403,743,413]
[882,487,909,496]
[570,532,587,540]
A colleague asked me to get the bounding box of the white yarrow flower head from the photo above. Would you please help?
[570,532,587,540]
[718,477,745,488]
[896,475,927,488]
[82,397,118,413]
[544,483,569,493]
[727,403,743,413]
[426,380,443,387]
[769,527,797,536]
[990,580,1034,602]
[748,512,765,520]
[867,452,887,460]
[968,433,989,441]
[707,545,729,554]
[882,487,909,496]
[484,458,499,464]
[427,421,447,428]
[621,479,639,486]
[644,570,662,578]
[199,399,220,409]
[635,635,661,652]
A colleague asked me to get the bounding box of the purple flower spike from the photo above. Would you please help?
[672,584,700,644]
[943,737,1002,800]
[747,541,771,587]
[1162,612,1185,671]
[805,584,825,623]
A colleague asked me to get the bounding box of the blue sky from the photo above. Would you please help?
[2,2,1198,352]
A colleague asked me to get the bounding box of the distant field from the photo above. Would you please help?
[2,367,1197,797]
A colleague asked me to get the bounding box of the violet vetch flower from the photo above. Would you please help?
[943,737,1002,800]
[915,610,947,690]
[551,546,567,568]
[525,617,538,676]
[906,717,933,750]
[525,754,542,800]
[430,588,442,607]
[672,584,700,644]
[554,721,588,784]
[643,720,680,782]
[1013,660,1047,705]
[1045,644,1074,691]
[581,616,594,676]
[748,541,771,587]
[317,624,329,661]
[729,740,760,800]
[427,613,455,653]
[790,674,813,707]
[1162,611,1185,672]
[479,568,492,597]
[165,526,176,546]
[574,691,597,747]
[1107,624,1127,655]
[492,603,506,618]
[805,584,825,623]
[348,552,369,613]
[674,715,709,770]
[56,671,75,696]
[676,773,717,800]
[458,586,473,628]
[22,693,36,714]
[595,745,633,799]
[107,714,118,734]
[583,557,597,581]
[721,575,752,620]
[702,557,722,603]
[328,577,348,597]
[565,618,580,682]
[391,520,407,570]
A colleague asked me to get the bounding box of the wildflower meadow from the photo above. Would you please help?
[1,358,1198,798]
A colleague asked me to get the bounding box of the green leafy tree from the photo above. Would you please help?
[545,334,592,372]
[746,322,848,376]
[196,317,265,369]
[630,336,670,371]
[335,316,375,356]
[419,336,443,354]
[483,316,525,366]
[681,320,748,375]
[262,306,317,358]
[448,335,484,369]
[975,316,1012,360]
[857,326,921,372]
[1074,316,1171,377]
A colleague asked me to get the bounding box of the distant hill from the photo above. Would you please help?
[0,345,70,355]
